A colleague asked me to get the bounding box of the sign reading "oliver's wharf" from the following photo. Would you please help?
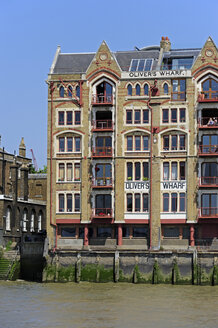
[125,181,150,191]
[121,70,191,79]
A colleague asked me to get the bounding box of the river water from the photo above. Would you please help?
[0,281,218,328]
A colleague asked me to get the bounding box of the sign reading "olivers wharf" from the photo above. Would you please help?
[121,70,191,79]
[125,181,150,191]
[161,181,186,191]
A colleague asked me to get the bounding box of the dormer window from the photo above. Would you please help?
[162,57,193,70]
[130,59,152,72]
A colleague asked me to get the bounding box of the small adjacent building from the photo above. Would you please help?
[0,138,46,247]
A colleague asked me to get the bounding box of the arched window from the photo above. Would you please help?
[202,78,218,99]
[136,84,141,96]
[144,84,149,96]
[30,210,35,232]
[127,84,132,96]
[67,86,72,97]
[6,207,11,231]
[164,83,169,95]
[23,209,28,232]
[38,212,42,232]
[59,86,64,98]
[76,85,80,98]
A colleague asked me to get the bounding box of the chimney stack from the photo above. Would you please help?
[20,163,29,201]
[19,137,26,157]
[160,36,171,52]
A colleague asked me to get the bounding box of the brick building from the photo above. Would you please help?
[0,138,46,246]
[46,37,218,250]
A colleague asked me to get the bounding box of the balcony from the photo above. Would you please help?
[198,92,218,103]
[92,147,113,158]
[92,178,113,189]
[91,208,113,219]
[198,207,218,218]
[92,120,113,132]
[199,177,218,187]
[198,117,218,128]
[198,145,218,156]
[92,95,113,105]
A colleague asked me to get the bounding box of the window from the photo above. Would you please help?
[127,84,132,96]
[126,135,149,152]
[162,57,193,70]
[75,111,81,125]
[162,134,186,151]
[58,110,81,126]
[67,194,72,212]
[163,193,186,212]
[136,84,141,96]
[130,59,152,71]
[172,79,186,101]
[76,85,80,98]
[58,193,81,213]
[23,209,28,232]
[59,137,65,152]
[144,84,149,96]
[67,163,73,181]
[180,108,186,122]
[59,163,65,181]
[134,110,141,124]
[58,162,80,182]
[58,111,64,125]
[58,136,81,153]
[126,162,149,181]
[30,211,35,232]
[201,163,218,184]
[75,163,81,181]
[67,111,73,125]
[61,227,76,237]
[95,195,111,215]
[38,212,42,232]
[68,86,72,97]
[6,207,11,231]
[97,227,112,238]
[126,193,149,212]
[127,194,133,212]
[126,110,132,124]
[126,109,149,124]
[201,193,218,216]
[95,163,112,185]
[163,162,186,181]
[201,135,218,153]
[59,86,64,98]
[202,78,218,99]
[164,83,169,95]
[171,108,177,123]
[162,109,169,123]
[59,194,64,212]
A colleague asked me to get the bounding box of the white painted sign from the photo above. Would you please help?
[125,181,150,191]
[121,70,191,80]
[161,181,186,191]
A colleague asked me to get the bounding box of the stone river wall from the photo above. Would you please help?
[42,250,218,285]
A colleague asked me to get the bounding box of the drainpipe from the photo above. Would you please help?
[147,89,153,249]
[49,81,57,251]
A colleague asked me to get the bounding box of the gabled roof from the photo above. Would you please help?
[53,53,95,74]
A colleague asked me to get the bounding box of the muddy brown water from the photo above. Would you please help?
[0,281,218,328]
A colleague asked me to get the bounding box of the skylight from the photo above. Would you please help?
[130,59,153,72]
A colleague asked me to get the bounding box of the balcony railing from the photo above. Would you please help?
[92,208,113,218]
[198,91,218,102]
[92,95,113,105]
[92,178,113,188]
[199,207,218,218]
[198,145,218,155]
[198,117,218,128]
[92,120,113,131]
[162,64,192,70]
[92,147,113,157]
[199,177,218,187]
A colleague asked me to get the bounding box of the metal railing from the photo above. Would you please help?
[92,178,113,188]
[92,208,113,218]
[198,117,218,127]
[199,145,218,155]
[199,177,218,186]
[92,95,113,105]
[198,91,218,102]
[92,120,113,130]
[199,207,218,217]
[92,147,113,157]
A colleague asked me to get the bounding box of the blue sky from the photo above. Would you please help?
[0,0,217,168]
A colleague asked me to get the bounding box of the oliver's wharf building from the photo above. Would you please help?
[46,36,218,251]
